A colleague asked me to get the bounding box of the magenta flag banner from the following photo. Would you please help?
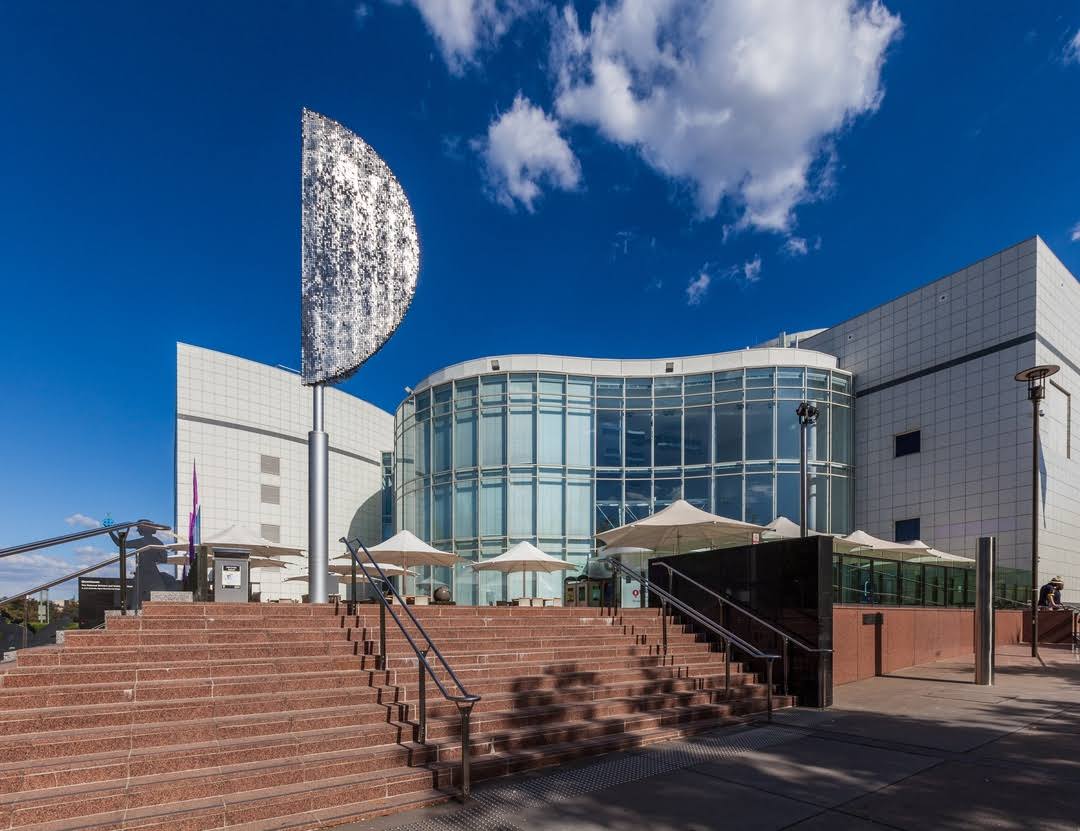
[187,461,201,574]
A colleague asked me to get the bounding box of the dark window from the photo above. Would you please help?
[260,454,280,475]
[260,484,280,505]
[895,517,920,542]
[260,524,280,543]
[895,430,921,457]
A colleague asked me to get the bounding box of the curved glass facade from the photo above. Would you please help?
[394,364,854,604]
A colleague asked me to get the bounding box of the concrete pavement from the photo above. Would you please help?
[350,644,1080,830]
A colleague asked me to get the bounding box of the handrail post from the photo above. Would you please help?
[766,659,774,722]
[117,529,128,616]
[350,555,357,615]
[724,638,731,694]
[418,649,429,744]
[661,599,668,657]
[22,597,29,649]
[378,597,387,671]
[782,637,789,696]
[459,702,474,800]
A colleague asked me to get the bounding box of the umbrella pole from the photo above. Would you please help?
[522,566,526,600]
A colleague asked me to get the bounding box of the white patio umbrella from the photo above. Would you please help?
[155,525,304,558]
[359,530,458,594]
[327,561,415,578]
[836,530,933,560]
[471,541,578,598]
[762,516,804,539]
[907,541,975,566]
[597,500,766,554]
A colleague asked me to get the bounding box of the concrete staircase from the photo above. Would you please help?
[0,602,791,830]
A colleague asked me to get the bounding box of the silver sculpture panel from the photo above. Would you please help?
[301,109,420,385]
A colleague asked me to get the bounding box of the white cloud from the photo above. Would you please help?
[551,0,901,231]
[474,94,581,211]
[401,0,538,73]
[64,513,99,529]
[783,237,809,256]
[686,271,711,305]
[1065,29,1080,64]
[1070,221,1080,243]
[738,255,762,284]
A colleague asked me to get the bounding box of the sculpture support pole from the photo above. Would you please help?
[309,383,329,604]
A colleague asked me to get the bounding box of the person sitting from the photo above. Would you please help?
[1038,576,1065,610]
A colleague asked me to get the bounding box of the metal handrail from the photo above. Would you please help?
[341,537,481,799]
[653,562,828,655]
[604,557,779,721]
[0,556,121,604]
[651,561,831,706]
[0,520,168,558]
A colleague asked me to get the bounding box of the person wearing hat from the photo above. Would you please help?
[1038,576,1065,610]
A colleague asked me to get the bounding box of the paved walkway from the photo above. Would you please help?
[350,645,1080,831]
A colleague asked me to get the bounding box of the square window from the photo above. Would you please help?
[895,430,921,457]
[895,517,920,542]
[260,454,280,475]
[260,484,280,505]
[260,524,281,543]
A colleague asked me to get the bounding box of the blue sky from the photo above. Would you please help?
[1,1,1079,597]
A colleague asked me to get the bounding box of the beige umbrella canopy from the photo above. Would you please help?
[361,530,458,568]
[835,530,933,560]
[471,541,577,598]
[906,541,975,567]
[597,500,765,554]
[327,561,415,578]
[762,516,804,539]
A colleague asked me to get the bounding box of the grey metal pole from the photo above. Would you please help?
[309,383,329,604]
[800,418,808,537]
[418,649,428,744]
[118,530,128,616]
[459,704,473,800]
[975,536,995,686]
[1031,399,1040,659]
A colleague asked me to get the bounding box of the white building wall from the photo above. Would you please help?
[804,239,1050,590]
[1032,239,1080,602]
[175,343,393,601]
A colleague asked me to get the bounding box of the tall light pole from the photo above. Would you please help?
[796,402,819,537]
[1014,364,1059,659]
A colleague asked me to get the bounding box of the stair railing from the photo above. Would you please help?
[651,561,832,707]
[604,557,780,721]
[341,537,482,799]
[1,520,170,619]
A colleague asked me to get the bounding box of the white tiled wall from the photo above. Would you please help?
[175,343,394,601]
[803,238,1080,601]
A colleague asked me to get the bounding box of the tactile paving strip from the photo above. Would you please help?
[387,725,804,831]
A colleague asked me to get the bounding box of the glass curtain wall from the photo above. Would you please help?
[395,365,855,603]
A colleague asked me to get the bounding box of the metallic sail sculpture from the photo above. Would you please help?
[300,109,420,602]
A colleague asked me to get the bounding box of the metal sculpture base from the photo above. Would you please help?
[308,383,329,604]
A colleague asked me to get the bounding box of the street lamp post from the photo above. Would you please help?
[796,402,820,538]
[1014,364,1059,659]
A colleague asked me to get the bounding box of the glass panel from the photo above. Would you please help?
[567,376,593,400]
[900,563,923,605]
[538,408,564,465]
[480,375,506,405]
[455,379,477,407]
[480,479,505,537]
[776,367,804,389]
[776,473,799,522]
[654,409,681,467]
[809,473,829,532]
[625,502,651,522]
[567,480,591,536]
[715,404,743,463]
[831,475,852,534]
[432,483,451,540]
[595,502,621,534]
[831,373,851,394]
[538,481,564,536]
[714,475,743,520]
[654,478,680,507]
[597,378,623,408]
[714,370,742,391]
[626,377,652,407]
[807,369,828,389]
[745,474,773,525]
[683,407,710,465]
[809,403,829,462]
[415,417,430,476]
[777,401,800,459]
[745,402,774,460]
[833,405,853,465]
[452,553,477,606]
[509,409,535,464]
[566,409,593,467]
[684,476,709,509]
[925,565,946,606]
[454,481,476,538]
[510,374,535,395]
[874,561,900,605]
[432,414,449,473]
[625,410,651,467]
[596,410,622,467]
[454,410,477,468]
[416,487,431,540]
[539,375,565,396]
[625,475,649,503]
[480,409,505,467]
[746,368,775,388]
[509,479,535,536]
